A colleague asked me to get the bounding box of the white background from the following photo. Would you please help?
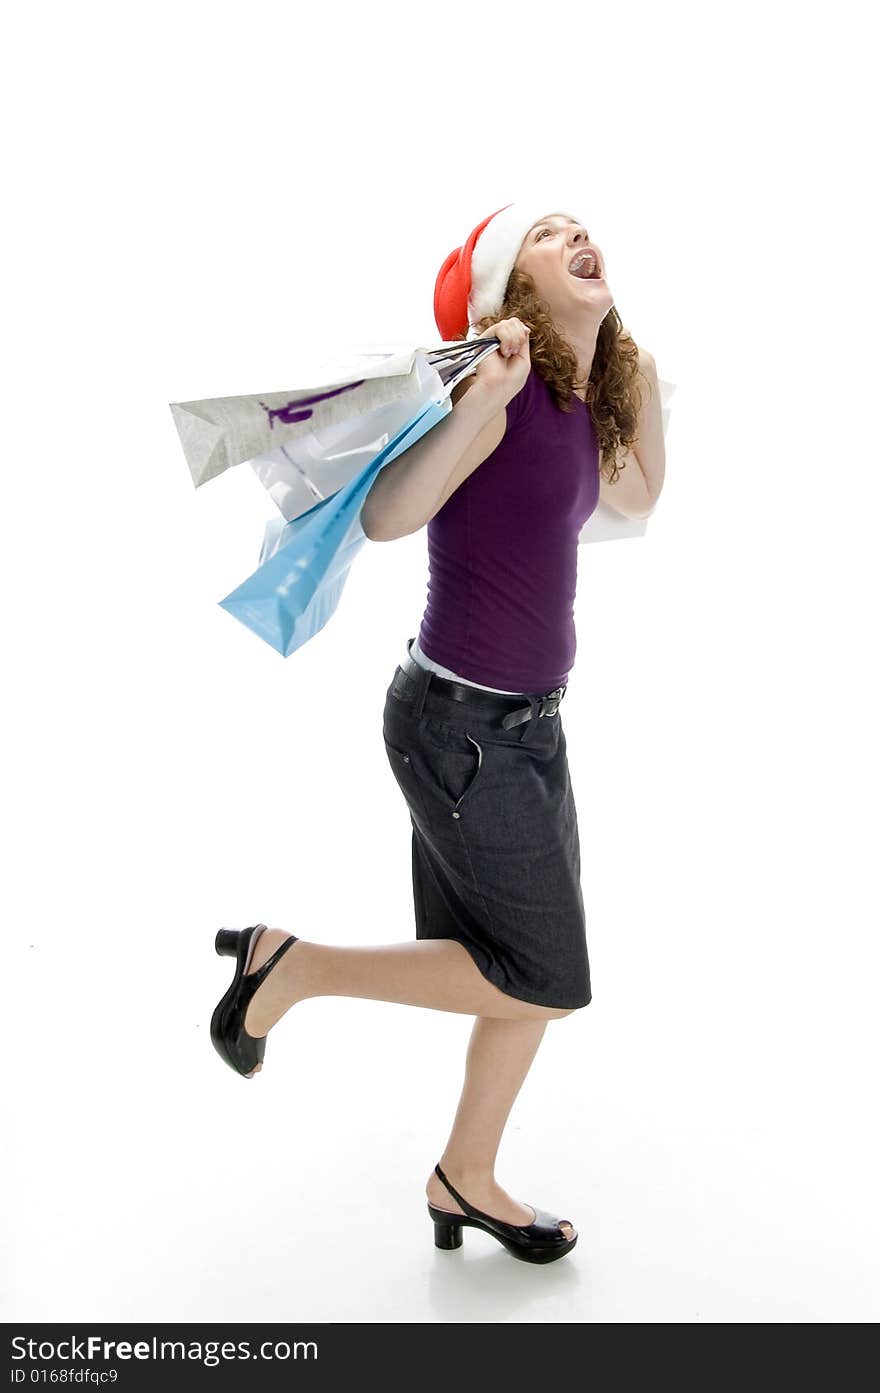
[4,0,878,1325]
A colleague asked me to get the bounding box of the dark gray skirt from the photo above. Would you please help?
[382,640,591,1010]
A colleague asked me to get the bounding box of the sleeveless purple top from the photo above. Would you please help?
[417,366,600,692]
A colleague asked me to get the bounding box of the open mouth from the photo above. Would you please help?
[568,249,603,280]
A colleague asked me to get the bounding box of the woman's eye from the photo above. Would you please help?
[537,229,550,240]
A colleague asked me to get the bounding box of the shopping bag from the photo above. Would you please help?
[169,339,492,492]
[169,346,434,490]
[218,395,451,657]
[248,349,444,522]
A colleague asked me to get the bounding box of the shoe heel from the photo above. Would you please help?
[428,1205,464,1250]
[433,1221,463,1250]
[215,928,242,957]
[431,1220,459,1253]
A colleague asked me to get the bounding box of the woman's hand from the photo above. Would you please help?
[469,317,532,408]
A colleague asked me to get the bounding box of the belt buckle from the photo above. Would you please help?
[539,686,565,718]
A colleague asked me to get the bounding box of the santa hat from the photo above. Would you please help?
[433,199,586,342]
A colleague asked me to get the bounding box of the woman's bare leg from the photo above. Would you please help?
[426,1019,576,1236]
[424,1017,575,1239]
[240,931,577,1237]
[241,929,574,1040]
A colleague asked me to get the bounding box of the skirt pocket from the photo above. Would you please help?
[383,720,484,821]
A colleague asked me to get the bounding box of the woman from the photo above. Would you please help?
[210,200,665,1266]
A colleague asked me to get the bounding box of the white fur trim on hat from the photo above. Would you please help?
[466,199,586,338]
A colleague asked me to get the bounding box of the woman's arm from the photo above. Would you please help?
[361,383,505,542]
[362,317,532,541]
[599,349,666,518]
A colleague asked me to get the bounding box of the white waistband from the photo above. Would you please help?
[408,634,524,696]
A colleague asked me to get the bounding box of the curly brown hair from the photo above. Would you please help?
[465,267,648,485]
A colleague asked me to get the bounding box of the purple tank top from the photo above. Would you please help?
[418,365,600,692]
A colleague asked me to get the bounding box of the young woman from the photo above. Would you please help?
[210,200,665,1266]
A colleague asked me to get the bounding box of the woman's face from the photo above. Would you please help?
[513,212,614,321]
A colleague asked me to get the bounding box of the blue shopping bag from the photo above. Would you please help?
[218,396,450,657]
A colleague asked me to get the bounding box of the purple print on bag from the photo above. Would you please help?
[259,379,367,429]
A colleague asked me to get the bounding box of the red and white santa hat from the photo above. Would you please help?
[433,198,586,342]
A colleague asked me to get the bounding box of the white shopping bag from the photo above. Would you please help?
[169,339,496,494]
[169,345,438,490]
[248,349,445,522]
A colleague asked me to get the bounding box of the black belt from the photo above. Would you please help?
[396,645,567,730]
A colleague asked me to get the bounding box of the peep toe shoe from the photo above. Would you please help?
[427,1163,578,1264]
[210,924,297,1078]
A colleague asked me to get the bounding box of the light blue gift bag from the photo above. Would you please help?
[218,396,450,657]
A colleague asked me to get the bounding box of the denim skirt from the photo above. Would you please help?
[382,639,591,1010]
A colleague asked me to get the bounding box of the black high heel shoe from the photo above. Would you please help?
[210,924,298,1078]
[427,1163,578,1265]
